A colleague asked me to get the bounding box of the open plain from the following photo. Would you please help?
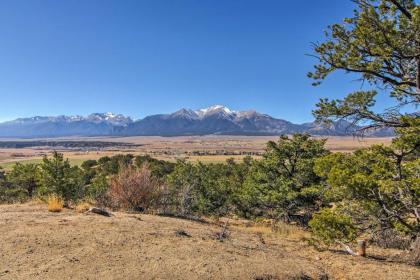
[0,136,393,169]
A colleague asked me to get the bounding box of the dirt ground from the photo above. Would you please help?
[0,203,418,280]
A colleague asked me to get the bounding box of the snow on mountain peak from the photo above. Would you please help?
[104,112,118,119]
[195,105,235,117]
[86,113,132,125]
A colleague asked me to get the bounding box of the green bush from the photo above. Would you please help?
[8,163,38,198]
[86,174,109,202]
[165,160,201,215]
[37,151,85,203]
[98,154,134,175]
[165,158,250,217]
[0,163,38,203]
[309,208,357,245]
[0,187,29,203]
[238,134,329,223]
[314,129,420,238]
[135,155,175,178]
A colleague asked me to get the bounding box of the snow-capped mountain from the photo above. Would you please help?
[122,105,392,137]
[0,113,132,137]
[7,113,132,126]
[0,106,394,137]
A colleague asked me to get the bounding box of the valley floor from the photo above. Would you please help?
[0,135,393,169]
[0,203,418,280]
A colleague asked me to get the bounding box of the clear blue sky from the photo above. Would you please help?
[0,0,396,123]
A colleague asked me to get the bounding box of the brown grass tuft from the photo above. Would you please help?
[47,195,64,212]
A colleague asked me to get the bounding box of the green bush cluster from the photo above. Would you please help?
[308,209,357,245]
[0,131,418,251]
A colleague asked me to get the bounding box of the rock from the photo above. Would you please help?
[88,207,112,217]
[176,230,192,238]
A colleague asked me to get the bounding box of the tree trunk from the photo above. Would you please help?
[357,240,367,257]
[396,155,403,181]
[417,57,420,94]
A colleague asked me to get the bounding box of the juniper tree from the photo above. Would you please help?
[240,134,329,223]
[0,167,5,182]
[37,151,85,203]
[308,0,420,130]
[314,139,420,238]
[8,163,38,197]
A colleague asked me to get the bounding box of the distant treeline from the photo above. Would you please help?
[188,150,262,156]
[0,140,142,149]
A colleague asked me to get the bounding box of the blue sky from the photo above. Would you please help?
[0,0,397,123]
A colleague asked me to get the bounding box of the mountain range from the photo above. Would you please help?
[0,105,393,138]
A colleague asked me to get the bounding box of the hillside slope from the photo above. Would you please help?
[0,203,418,280]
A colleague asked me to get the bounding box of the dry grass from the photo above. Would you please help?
[47,195,64,212]
[236,220,308,240]
[75,201,92,213]
[272,221,307,238]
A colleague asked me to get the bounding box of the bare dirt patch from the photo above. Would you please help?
[0,203,418,279]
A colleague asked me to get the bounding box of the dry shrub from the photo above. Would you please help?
[75,201,92,213]
[47,194,64,212]
[408,237,420,266]
[370,228,411,249]
[108,164,161,211]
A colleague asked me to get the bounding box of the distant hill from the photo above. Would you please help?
[0,106,394,137]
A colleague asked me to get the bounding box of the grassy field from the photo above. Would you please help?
[0,135,393,169]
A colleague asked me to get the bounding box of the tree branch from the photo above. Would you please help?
[389,0,412,19]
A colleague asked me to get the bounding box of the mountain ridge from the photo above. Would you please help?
[0,106,394,138]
